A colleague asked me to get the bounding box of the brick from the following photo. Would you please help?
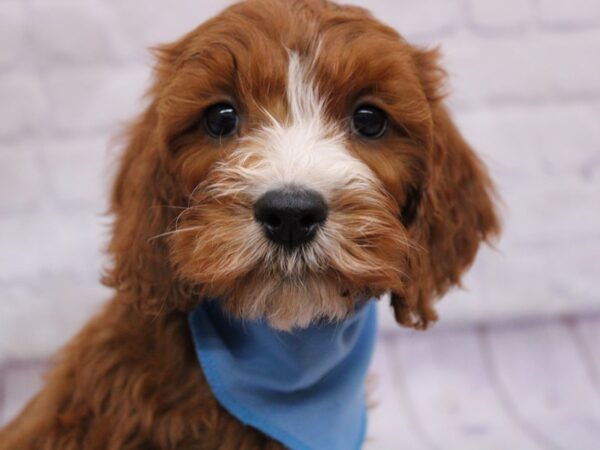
[0,2,25,67]
[0,213,53,281]
[0,209,106,282]
[454,103,600,180]
[29,0,122,64]
[46,209,109,276]
[0,73,45,140]
[443,30,600,108]
[39,136,111,207]
[0,146,44,212]
[466,0,536,31]
[438,238,600,326]
[0,363,46,424]
[538,0,600,27]
[105,0,236,62]
[44,66,149,135]
[503,177,600,244]
[0,276,109,361]
[544,32,600,99]
[345,0,462,40]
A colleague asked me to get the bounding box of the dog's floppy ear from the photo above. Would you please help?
[392,48,500,330]
[102,43,194,315]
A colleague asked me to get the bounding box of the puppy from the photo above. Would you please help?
[0,0,499,449]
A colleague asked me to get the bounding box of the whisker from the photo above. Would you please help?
[148,226,204,241]
[156,205,189,211]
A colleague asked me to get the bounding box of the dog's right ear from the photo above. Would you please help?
[102,43,194,315]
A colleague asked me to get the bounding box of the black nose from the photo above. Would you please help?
[254,189,328,248]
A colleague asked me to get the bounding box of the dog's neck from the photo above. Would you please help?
[188,300,378,450]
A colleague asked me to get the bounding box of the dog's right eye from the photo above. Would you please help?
[351,105,388,139]
[204,104,239,138]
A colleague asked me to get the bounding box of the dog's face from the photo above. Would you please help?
[106,0,499,331]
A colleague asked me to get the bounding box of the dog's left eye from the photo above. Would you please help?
[351,105,388,139]
[204,103,239,138]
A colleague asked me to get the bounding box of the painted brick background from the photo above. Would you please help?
[1,0,600,361]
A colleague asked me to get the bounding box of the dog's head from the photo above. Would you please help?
[104,0,500,331]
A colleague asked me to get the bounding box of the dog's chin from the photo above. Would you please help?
[210,271,379,331]
[172,227,408,330]
[171,202,409,330]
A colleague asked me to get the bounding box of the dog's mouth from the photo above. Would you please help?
[169,205,411,329]
[172,225,404,330]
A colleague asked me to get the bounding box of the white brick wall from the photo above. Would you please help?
[1,0,599,359]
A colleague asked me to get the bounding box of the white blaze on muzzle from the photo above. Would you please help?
[238,51,377,202]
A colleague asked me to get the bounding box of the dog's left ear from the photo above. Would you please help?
[391,48,501,330]
[102,41,196,315]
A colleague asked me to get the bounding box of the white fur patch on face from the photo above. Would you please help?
[235,51,377,201]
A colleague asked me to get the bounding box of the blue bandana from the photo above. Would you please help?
[188,300,377,450]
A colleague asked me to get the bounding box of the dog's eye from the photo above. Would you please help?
[351,105,388,139]
[204,103,239,138]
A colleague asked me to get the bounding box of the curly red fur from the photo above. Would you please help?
[0,0,499,448]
